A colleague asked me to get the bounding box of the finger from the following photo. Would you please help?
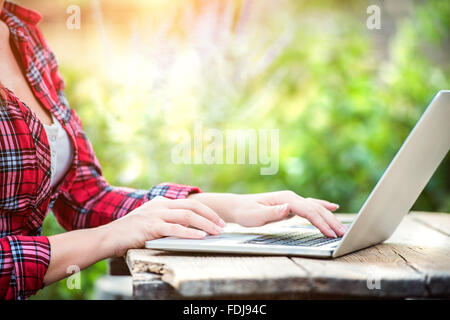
[308,197,340,211]
[166,199,225,227]
[163,209,223,235]
[307,200,346,237]
[289,200,338,238]
[156,222,208,239]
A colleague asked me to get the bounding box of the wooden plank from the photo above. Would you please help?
[127,249,310,297]
[132,271,183,300]
[126,252,181,299]
[386,212,450,296]
[387,212,450,247]
[291,243,426,298]
[127,212,450,299]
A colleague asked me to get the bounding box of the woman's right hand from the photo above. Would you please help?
[101,196,226,257]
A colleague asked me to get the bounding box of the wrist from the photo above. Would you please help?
[188,192,241,224]
[95,223,119,258]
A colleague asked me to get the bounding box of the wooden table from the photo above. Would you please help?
[125,211,450,299]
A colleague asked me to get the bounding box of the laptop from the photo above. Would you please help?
[146,90,450,258]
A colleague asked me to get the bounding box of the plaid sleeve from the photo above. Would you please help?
[0,235,50,300]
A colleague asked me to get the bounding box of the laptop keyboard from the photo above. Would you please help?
[243,232,342,247]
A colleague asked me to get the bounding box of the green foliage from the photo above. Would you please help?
[31,0,449,300]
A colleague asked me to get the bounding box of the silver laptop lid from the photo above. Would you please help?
[333,90,450,257]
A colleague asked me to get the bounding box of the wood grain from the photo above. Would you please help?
[127,249,310,297]
[410,211,450,236]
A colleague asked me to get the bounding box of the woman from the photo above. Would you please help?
[0,1,345,300]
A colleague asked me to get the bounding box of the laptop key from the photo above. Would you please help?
[245,233,342,247]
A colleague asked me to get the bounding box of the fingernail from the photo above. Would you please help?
[339,224,347,233]
[214,225,223,234]
[218,218,226,227]
[329,202,339,209]
[329,229,338,238]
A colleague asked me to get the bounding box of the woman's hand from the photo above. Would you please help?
[100,191,345,258]
[101,196,226,257]
[188,191,346,238]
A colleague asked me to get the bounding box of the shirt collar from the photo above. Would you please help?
[1,1,42,26]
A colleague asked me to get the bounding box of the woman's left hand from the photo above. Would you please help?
[188,191,346,238]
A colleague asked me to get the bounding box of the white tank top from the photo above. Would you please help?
[43,116,74,188]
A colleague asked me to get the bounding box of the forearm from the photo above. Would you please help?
[43,225,113,285]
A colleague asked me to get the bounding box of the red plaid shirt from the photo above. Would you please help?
[0,2,200,300]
